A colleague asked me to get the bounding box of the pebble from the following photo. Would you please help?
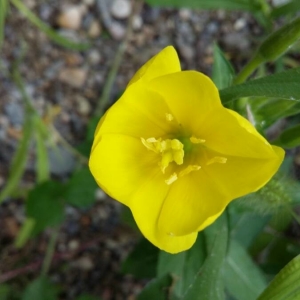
[272,0,290,6]
[132,15,143,31]
[48,146,75,176]
[59,68,88,88]
[110,0,132,19]
[56,5,85,30]
[68,239,80,251]
[234,18,246,31]
[88,20,102,38]
[75,96,91,115]
[88,50,102,65]
[83,0,95,6]
[178,44,195,61]
[72,256,94,271]
[179,8,192,21]
[110,23,126,40]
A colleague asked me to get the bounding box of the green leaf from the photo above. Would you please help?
[224,240,267,300]
[137,274,173,300]
[64,167,97,208]
[183,214,228,300]
[212,44,235,90]
[258,254,300,300]
[0,0,8,49]
[273,123,300,148]
[251,98,300,128]
[220,67,300,104]
[35,119,50,183]
[22,276,59,300]
[122,238,159,279]
[271,0,300,19]
[257,17,300,62]
[0,108,34,204]
[0,284,10,300]
[26,181,65,234]
[144,0,260,12]
[10,0,90,51]
[157,234,206,299]
[14,217,36,248]
[229,210,270,249]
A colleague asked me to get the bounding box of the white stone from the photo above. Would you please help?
[56,5,84,30]
[88,20,102,38]
[110,0,132,19]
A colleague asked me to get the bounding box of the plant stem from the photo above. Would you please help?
[41,227,60,276]
[233,55,263,85]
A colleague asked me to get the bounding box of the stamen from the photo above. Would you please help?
[179,165,201,177]
[165,173,178,185]
[190,136,206,144]
[206,156,227,165]
[165,113,174,121]
[141,137,184,173]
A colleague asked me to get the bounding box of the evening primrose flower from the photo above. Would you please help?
[89,46,284,253]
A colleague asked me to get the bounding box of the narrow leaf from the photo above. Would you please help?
[212,44,235,89]
[220,67,300,103]
[258,254,300,300]
[144,0,260,12]
[224,240,267,300]
[271,0,300,19]
[35,120,50,183]
[0,0,8,49]
[10,0,90,51]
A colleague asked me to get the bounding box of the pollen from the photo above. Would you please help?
[165,173,178,185]
[165,113,174,121]
[190,136,206,144]
[207,156,227,165]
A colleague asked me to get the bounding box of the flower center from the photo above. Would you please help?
[141,113,227,185]
[141,137,184,173]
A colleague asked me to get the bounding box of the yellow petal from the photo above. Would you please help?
[129,171,197,253]
[148,71,222,133]
[94,83,178,143]
[89,134,158,204]
[203,146,285,200]
[157,171,228,236]
[127,46,181,86]
[202,107,280,159]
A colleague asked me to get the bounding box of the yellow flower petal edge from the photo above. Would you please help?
[89,46,285,253]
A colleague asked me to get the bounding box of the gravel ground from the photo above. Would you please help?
[0,0,295,299]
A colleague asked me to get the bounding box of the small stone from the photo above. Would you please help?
[111,0,132,19]
[68,239,80,251]
[110,23,126,40]
[72,256,94,271]
[59,68,87,88]
[88,20,102,38]
[4,102,24,126]
[179,8,191,21]
[272,0,290,6]
[178,44,195,61]
[83,0,95,6]
[234,18,246,31]
[64,53,83,66]
[75,96,91,115]
[132,15,143,30]
[88,50,102,65]
[56,5,84,30]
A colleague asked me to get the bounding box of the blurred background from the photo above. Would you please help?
[1,0,300,299]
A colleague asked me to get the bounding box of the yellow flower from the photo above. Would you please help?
[89,46,284,254]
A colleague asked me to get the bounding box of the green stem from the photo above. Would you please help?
[41,227,60,276]
[233,55,263,85]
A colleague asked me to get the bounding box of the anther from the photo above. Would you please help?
[190,136,206,144]
[165,113,174,121]
[179,165,201,177]
[206,156,227,165]
[165,173,178,185]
